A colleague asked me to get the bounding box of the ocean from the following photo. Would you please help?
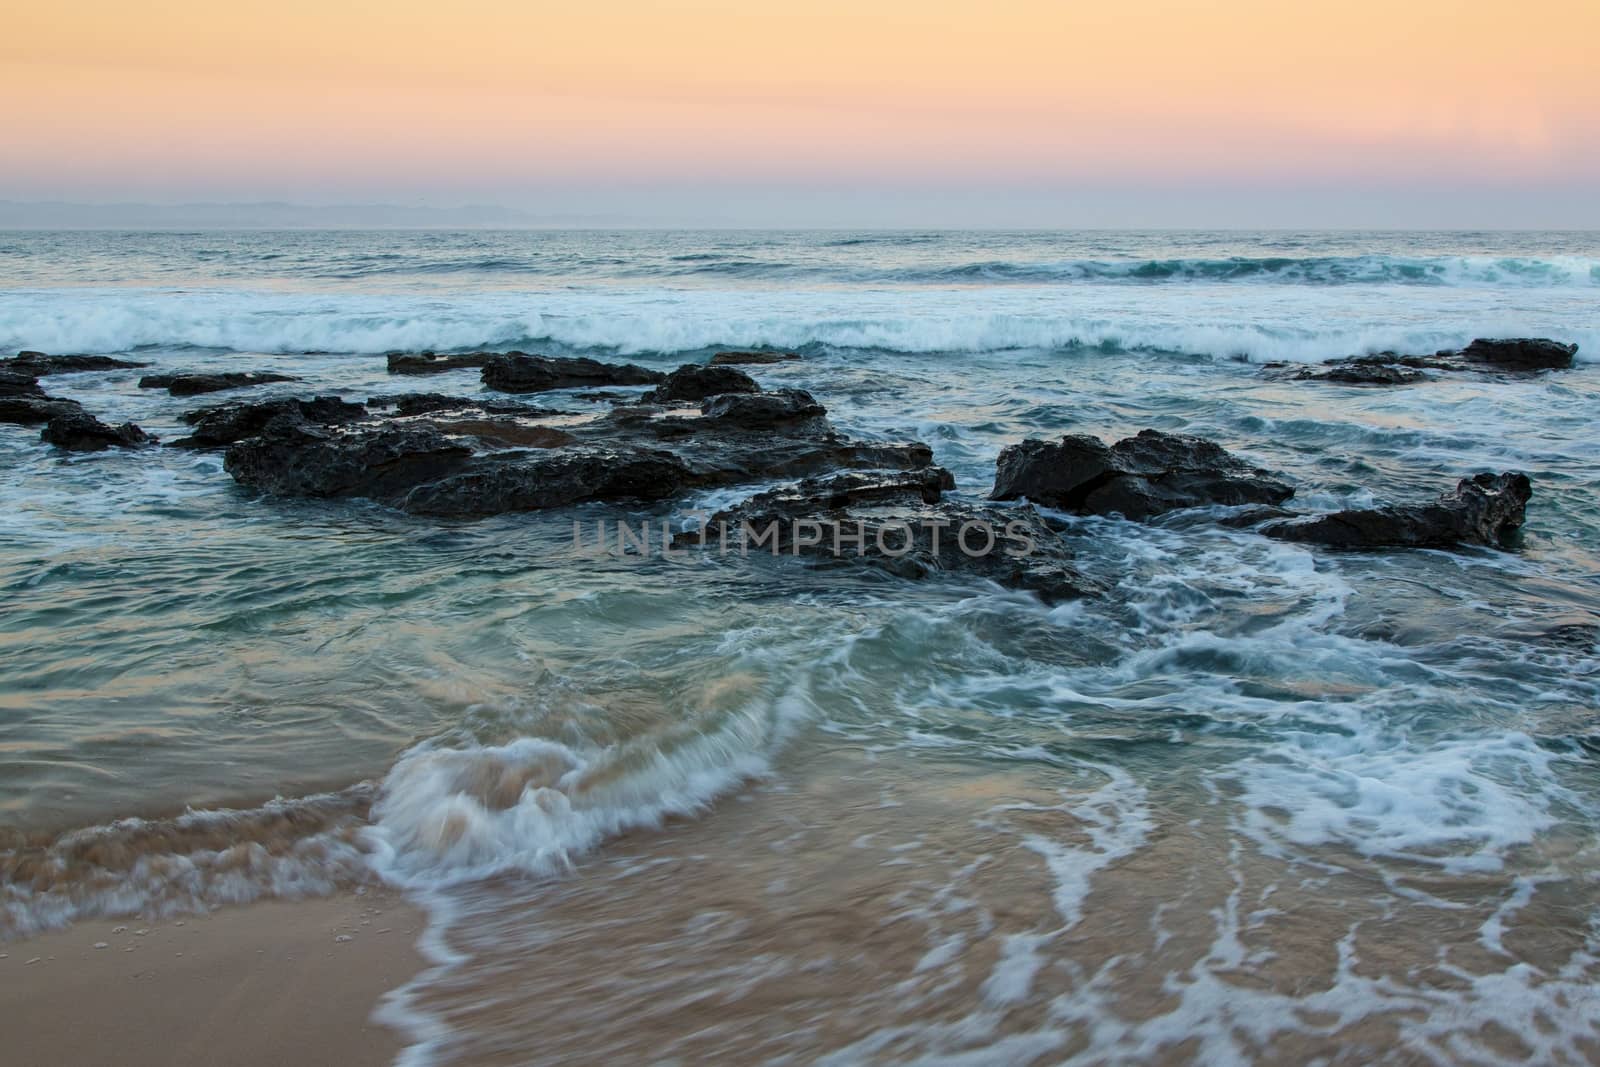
[2,229,1599,1063]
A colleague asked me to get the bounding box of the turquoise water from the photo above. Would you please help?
[1,230,1598,1062]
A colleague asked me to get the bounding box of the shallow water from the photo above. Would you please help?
[2,230,1599,1063]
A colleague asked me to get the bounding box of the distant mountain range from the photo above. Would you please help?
[0,201,646,229]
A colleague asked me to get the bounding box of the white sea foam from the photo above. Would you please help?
[1,285,1595,363]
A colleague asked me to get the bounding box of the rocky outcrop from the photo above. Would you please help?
[709,351,802,366]
[641,364,759,404]
[0,369,86,425]
[221,384,934,517]
[173,396,369,448]
[139,372,300,397]
[1456,338,1577,371]
[40,411,155,451]
[481,354,664,394]
[4,352,148,374]
[386,352,498,375]
[1263,472,1531,549]
[699,389,827,428]
[0,397,84,425]
[1272,337,1578,386]
[673,468,1101,602]
[991,429,1294,519]
[0,370,45,398]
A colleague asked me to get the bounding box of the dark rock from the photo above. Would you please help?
[0,370,45,398]
[364,393,560,418]
[1286,363,1430,385]
[1284,337,1579,386]
[221,383,933,518]
[0,396,85,425]
[225,415,473,499]
[700,389,827,428]
[641,364,760,404]
[174,396,369,448]
[5,352,148,374]
[401,448,695,516]
[709,351,802,366]
[676,468,1100,602]
[1457,338,1577,371]
[386,351,499,375]
[40,411,155,451]
[138,372,300,397]
[991,429,1295,520]
[482,354,664,394]
[1263,472,1531,549]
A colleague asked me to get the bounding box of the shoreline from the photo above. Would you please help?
[0,888,425,1067]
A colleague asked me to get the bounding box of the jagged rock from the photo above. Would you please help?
[5,352,148,374]
[991,429,1294,520]
[482,354,664,394]
[641,364,759,403]
[1457,338,1577,371]
[1280,337,1578,385]
[1263,472,1531,549]
[709,351,802,366]
[0,370,45,398]
[1286,363,1430,386]
[173,396,369,448]
[40,411,154,451]
[221,384,933,518]
[700,389,827,428]
[0,396,84,425]
[386,352,499,375]
[138,372,300,397]
[224,415,473,498]
[674,468,1100,602]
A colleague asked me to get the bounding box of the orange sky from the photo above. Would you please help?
[3,1,1597,222]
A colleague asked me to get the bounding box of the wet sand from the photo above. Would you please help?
[0,888,423,1067]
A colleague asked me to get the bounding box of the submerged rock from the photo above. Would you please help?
[709,351,802,366]
[386,351,499,375]
[1263,472,1531,549]
[991,429,1294,519]
[675,468,1101,602]
[40,411,155,451]
[641,364,760,404]
[1284,362,1430,386]
[4,352,148,374]
[174,396,369,448]
[481,354,664,394]
[365,393,564,418]
[138,372,300,397]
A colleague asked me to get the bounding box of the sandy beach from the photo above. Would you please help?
[0,889,423,1067]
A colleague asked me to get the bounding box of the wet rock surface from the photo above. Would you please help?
[1263,472,1531,549]
[675,468,1102,602]
[174,396,369,448]
[0,370,46,398]
[386,351,500,375]
[641,364,759,403]
[991,429,1295,519]
[220,366,935,517]
[481,354,664,394]
[709,351,802,366]
[4,352,148,375]
[0,396,86,425]
[138,372,300,397]
[1270,336,1579,385]
[40,411,155,451]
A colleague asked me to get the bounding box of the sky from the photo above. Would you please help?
[4,0,1598,227]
